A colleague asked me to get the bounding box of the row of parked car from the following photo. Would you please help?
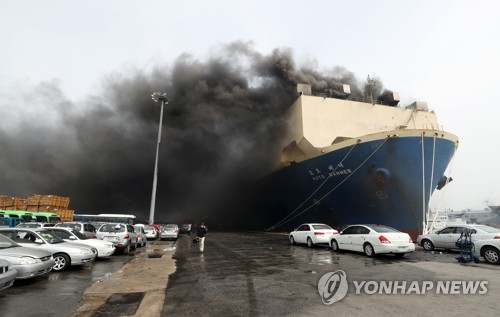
[0,221,155,291]
[289,222,500,264]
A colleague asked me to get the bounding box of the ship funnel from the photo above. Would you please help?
[387,92,400,106]
[342,84,351,95]
[406,101,429,111]
[297,84,312,96]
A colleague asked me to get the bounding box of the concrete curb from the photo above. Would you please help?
[71,241,176,317]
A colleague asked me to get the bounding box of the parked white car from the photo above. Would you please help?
[0,258,17,291]
[143,225,158,240]
[0,228,97,271]
[96,223,138,254]
[473,239,500,265]
[289,223,339,247]
[417,224,500,251]
[46,227,116,258]
[0,234,54,279]
[329,224,415,257]
[134,226,147,247]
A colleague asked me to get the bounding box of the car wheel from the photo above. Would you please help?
[307,237,314,248]
[421,239,435,251]
[331,239,340,252]
[53,253,70,271]
[482,246,500,264]
[123,244,130,255]
[289,236,296,245]
[364,243,375,257]
[131,241,137,250]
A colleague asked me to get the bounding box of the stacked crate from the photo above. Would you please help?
[56,209,75,222]
[27,194,73,221]
[27,194,70,211]
[1,194,75,221]
[0,195,16,210]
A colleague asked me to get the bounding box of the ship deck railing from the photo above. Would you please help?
[310,91,394,106]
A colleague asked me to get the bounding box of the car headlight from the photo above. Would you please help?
[20,256,37,265]
[80,249,92,255]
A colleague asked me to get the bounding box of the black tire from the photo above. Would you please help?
[306,237,314,248]
[331,239,340,252]
[482,246,500,264]
[421,239,435,251]
[289,236,296,245]
[131,241,137,250]
[364,243,375,257]
[394,253,405,258]
[53,253,71,271]
[123,243,130,255]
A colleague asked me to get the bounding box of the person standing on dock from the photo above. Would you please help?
[197,222,208,252]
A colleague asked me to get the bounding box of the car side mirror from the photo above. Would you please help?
[69,236,76,240]
[35,238,44,244]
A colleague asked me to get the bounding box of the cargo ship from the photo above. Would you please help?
[259,83,458,239]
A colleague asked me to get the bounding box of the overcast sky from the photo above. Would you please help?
[1,0,499,212]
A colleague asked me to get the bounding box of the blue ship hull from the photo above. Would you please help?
[259,131,456,239]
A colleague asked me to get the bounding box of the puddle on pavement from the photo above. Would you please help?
[93,292,145,317]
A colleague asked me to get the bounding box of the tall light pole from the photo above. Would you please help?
[149,92,169,224]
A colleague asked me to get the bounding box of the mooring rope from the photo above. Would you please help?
[266,137,388,231]
[266,142,358,231]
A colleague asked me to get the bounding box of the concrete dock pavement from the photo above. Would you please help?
[72,240,176,317]
[70,232,500,317]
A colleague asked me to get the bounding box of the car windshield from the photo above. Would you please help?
[17,223,40,228]
[38,231,65,244]
[473,225,500,233]
[311,224,333,230]
[99,224,125,232]
[59,223,82,230]
[71,230,88,239]
[0,234,20,248]
[367,225,399,233]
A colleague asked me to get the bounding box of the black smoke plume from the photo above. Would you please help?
[0,42,391,225]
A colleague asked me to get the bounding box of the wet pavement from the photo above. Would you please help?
[2,233,500,316]
[0,253,133,317]
[162,232,500,316]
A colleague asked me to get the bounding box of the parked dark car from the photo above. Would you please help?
[179,224,192,235]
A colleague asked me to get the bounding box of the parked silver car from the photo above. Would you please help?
[0,228,97,271]
[16,222,56,228]
[45,227,116,259]
[0,234,54,279]
[55,222,97,238]
[0,258,17,291]
[96,223,138,254]
[473,238,500,265]
[417,224,500,251]
[160,224,179,240]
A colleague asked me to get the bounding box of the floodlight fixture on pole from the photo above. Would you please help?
[149,92,169,224]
